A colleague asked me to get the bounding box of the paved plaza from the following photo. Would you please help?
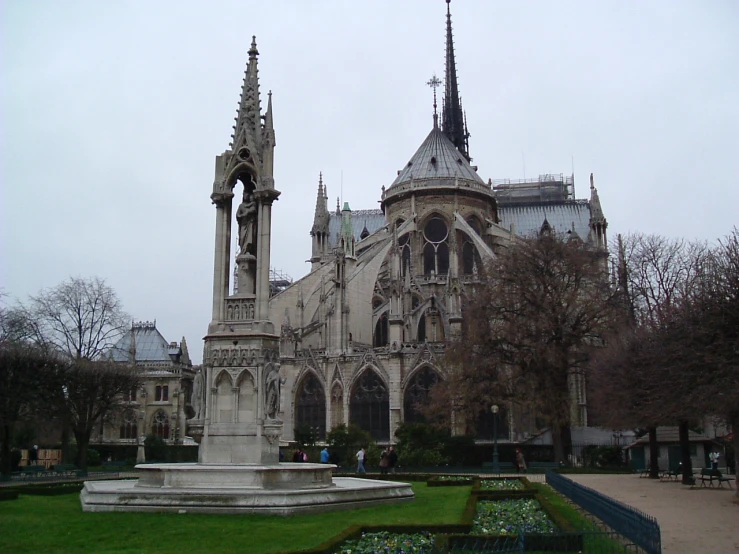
[566,473,739,553]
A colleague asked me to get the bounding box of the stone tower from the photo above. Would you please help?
[198,37,282,464]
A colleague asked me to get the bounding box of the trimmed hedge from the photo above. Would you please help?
[3,481,85,496]
[0,489,20,501]
[286,473,592,553]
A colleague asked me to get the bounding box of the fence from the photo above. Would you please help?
[438,531,651,552]
[546,471,661,554]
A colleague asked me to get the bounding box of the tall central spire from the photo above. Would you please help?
[442,0,470,161]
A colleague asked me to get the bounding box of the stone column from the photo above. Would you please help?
[210,194,233,323]
[254,190,279,320]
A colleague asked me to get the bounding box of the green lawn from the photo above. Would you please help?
[0,483,470,554]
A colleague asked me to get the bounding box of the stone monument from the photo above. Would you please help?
[80,37,413,515]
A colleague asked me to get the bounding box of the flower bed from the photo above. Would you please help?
[479,479,523,491]
[338,531,435,553]
[472,499,556,535]
[428,475,474,487]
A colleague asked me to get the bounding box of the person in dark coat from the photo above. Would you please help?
[388,446,398,473]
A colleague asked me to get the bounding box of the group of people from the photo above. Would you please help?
[355,446,397,474]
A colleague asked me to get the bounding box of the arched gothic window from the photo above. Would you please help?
[349,370,389,441]
[422,217,449,275]
[399,234,411,276]
[374,313,389,347]
[119,409,137,439]
[404,367,441,424]
[295,373,326,440]
[151,410,170,440]
[418,314,426,342]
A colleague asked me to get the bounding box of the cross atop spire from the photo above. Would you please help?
[427,74,442,129]
[442,0,470,161]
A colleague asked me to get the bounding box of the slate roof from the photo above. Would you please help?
[327,209,386,249]
[498,201,592,241]
[626,426,715,448]
[391,127,485,187]
[111,322,175,363]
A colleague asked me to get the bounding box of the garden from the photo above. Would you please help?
[0,476,629,553]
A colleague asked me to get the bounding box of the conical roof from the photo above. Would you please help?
[390,127,485,188]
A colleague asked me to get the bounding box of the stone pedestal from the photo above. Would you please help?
[80,465,414,515]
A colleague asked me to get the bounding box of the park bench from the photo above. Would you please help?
[20,465,46,474]
[699,468,734,489]
[481,461,516,472]
[659,468,681,481]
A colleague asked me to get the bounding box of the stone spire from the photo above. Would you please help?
[588,173,607,246]
[231,36,262,152]
[310,173,330,269]
[442,0,470,161]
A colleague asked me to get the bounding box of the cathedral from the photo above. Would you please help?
[202,1,608,449]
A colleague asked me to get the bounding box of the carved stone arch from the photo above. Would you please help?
[329,363,344,386]
[413,296,450,343]
[213,369,235,424]
[352,350,388,382]
[349,366,390,441]
[401,360,444,391]
[402,364,443,424]
[213,368,233,388]
[236,369,256,423]
[225,160,259,192]
[418,209,452,229]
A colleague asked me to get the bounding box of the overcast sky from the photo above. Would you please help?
[2,0,738,364]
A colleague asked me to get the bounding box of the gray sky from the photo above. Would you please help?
[2,1,738,364]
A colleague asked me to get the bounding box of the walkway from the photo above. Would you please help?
[566,474,739,553]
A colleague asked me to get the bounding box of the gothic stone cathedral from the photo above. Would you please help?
[203,2,608,447]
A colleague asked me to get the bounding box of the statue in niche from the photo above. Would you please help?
[236,189,257,257]
[264,365,283,420]
[191,369,205,420]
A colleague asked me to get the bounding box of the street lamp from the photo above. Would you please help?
[491,404,500,474]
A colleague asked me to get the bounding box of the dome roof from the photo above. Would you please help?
[390,127,485,187]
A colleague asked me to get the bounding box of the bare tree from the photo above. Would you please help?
[0,305,60,475]
[592,231,736,487]
[439,232,619,463]
[49,359,140,469]
[27,277,133,466]
[30,276,129,361]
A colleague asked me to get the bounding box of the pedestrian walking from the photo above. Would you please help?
[379,448,389,474]
[356,447,367,473]
[515,449,527,473]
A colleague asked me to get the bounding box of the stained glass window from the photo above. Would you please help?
[349,371,389,441]
[404,367,440,424]
[295,373,326,441]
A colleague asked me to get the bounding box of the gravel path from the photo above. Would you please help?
[565,474,739,553]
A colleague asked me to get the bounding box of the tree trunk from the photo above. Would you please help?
[552,421,564,464]
[61,425,70,464]
[74,429,91,470]
[678,420,694,485]
[648,426,660,479]
[1,424,13,475]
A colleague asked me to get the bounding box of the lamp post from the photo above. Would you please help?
[491,404,500,474]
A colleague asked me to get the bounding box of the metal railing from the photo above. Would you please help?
[547,471,661,554]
